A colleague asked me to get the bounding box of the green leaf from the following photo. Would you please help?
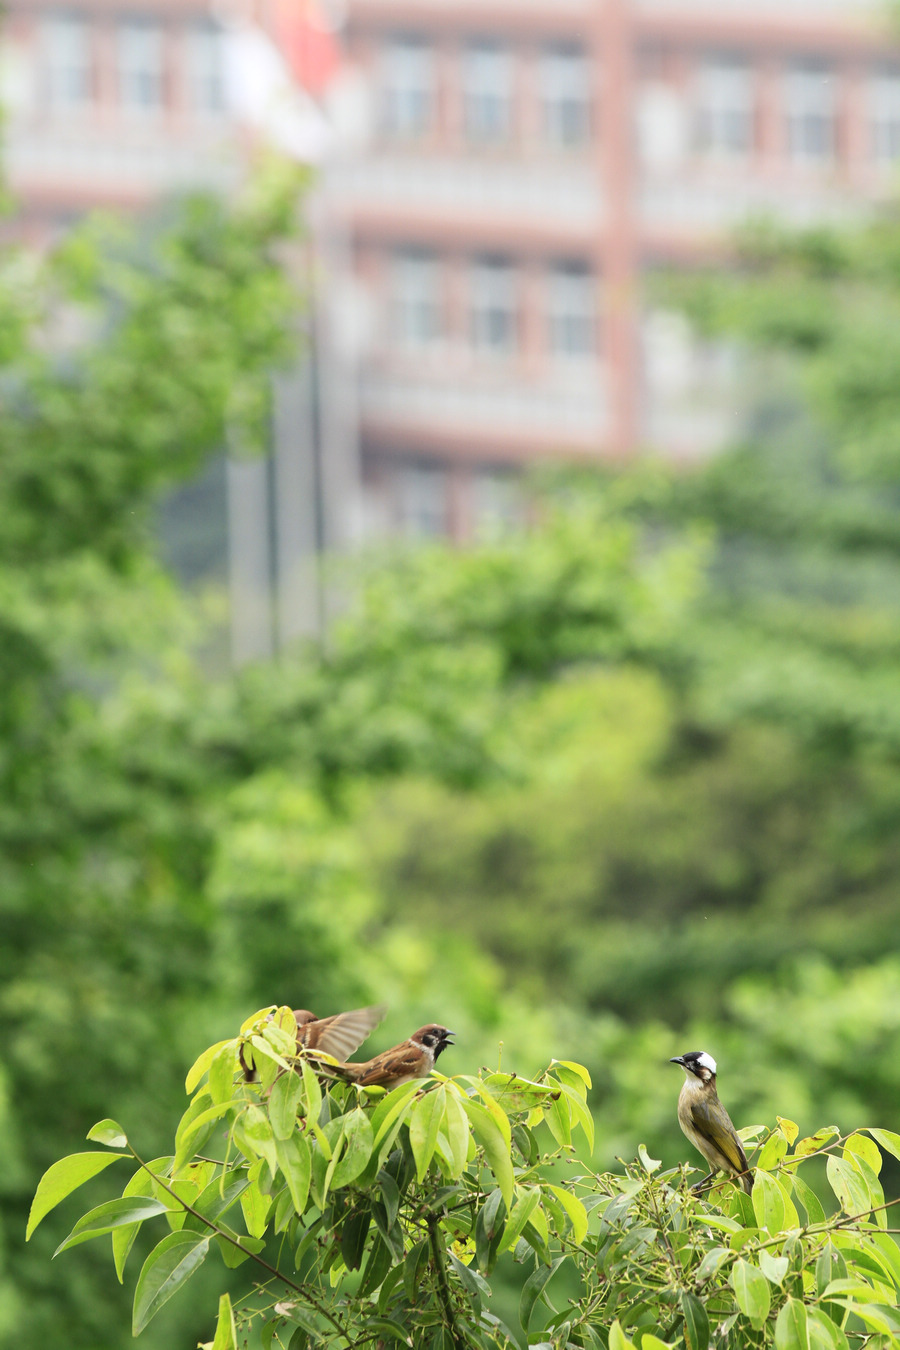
[461,1097,514,1207]
[807,1308,849,1350]
[470,1085,512,1148]
[132,1230,210,1335]
[87,1119,128,1148]
[697,1247,730,1281]
[185,1040,235,1095]
[235,1105,278,1174]
[187,1168,250,1227]
[480,1073,559,1112]
[608,1320,636,1350]
[520,1256,565,1332]
[793,1126,840,1158]
[732,1259,771,1326]
[268,1071,304,1141]
[27,1152,129,1240]
[502,1187,542,1252]
[681,1291,709,1350]
[758,1133,788,1171]
[404,1238,430,1301]
[792,1173,826,1226]
[216,1228,265,1269]
[54,1196,170,1255]
[554,1060,591,1089]
[775,1298,810,1350]
[758,1249,790,1286]
[275,1132,311,1214]
[174,1100,233,1171]
[547,1184,588,1243]
[359,1235,393,1297]
[410,1088,445,1182]
[752,1170,785,1232]
[114,1167,157,1283]
[300,1059,322,1129]
[341,1206,371,1272]
[447,1250,490,1308]
[212,1293,237,1350]
[777,1118,800,1146]
[208,1043,239,1105]
[843,1133,882,1176]
[638,1144,661,1174]
[330,1110,375,1189]
[826,1155,870,1218]
[371,1080,421,1146]
[475,1190,507,1274]
[868,1128,900,1165]
[544,1092,571,1148]
[555,1082,595,1150]
[440,1088,470,1177]
[240,1180,272,1240]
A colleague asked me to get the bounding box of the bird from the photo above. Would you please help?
[670,1050,753,1195]
[323,1024,455,1089]
[241,1003,386,1082]
[293,1005,387,1061]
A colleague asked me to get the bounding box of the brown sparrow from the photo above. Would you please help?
[241,1003,386,1082]
[326,1024,454,1089]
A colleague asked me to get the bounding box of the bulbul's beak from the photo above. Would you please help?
[669,1056,685,1066]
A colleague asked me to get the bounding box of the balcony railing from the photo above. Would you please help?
[361,368,609,444]
[330,156,602,229]
[5,127,240,197]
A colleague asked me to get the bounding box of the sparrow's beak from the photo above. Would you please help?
[443,1031,455,1044]
[669,1056,685,1066]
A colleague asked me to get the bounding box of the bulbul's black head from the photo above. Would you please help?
[415,1025,455,1059]
[670,1050,717,1083]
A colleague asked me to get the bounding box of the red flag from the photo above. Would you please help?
[270,0,342,97]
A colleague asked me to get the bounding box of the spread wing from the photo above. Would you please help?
[310,1005,386,1062]
[690,1097,749,1175]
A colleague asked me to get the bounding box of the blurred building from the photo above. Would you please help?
[337,0,900,538]
[2,0,900,572]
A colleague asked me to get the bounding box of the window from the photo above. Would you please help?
[547,261,595,359]
[43,13,91,109]
[696,54,753,156]
[117,18,165,113]
[382,36,433,138]
[398,463,447,537]
[538,44,591,147]
[462,41,513,144]
[185,21,226,115]
[869,65,900,164]
[390,251,442,348]
[470,257,517,354]
[784,60,835,162]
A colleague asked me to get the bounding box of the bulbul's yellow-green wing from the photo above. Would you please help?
[690,1097,750,1175]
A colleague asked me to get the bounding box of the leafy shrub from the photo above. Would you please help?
[29,1008,900,1349]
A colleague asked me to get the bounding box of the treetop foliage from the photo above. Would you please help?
[29,1015,900,1350]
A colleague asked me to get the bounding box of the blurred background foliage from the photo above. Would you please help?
[4,180,900,1349]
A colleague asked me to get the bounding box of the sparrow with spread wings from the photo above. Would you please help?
[323,1024,455,1089]
[241,1003,386,1082]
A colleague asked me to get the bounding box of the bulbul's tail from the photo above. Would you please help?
[740,1170,754,1196]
